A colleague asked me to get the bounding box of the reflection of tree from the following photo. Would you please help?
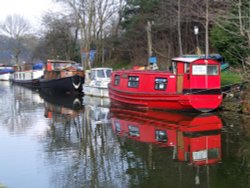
[43,105,130,188]
[1,85,44,134]
[219,112,250,187]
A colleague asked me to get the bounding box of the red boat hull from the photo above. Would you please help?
[109,84,222,112]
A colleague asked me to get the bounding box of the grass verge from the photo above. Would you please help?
[221,70,243,86]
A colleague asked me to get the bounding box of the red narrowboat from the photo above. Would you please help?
[110,107,222,166]
[109,58,223,112]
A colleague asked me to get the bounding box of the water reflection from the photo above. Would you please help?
[40,91,83,123]
[110,106,222,187]
[2,82,250,188]
[1,84,44,134]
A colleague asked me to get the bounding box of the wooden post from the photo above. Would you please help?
[147,21,153,64]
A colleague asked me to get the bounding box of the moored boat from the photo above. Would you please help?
[0,65,14,81]
[109,57,223,112]
[11,63,44,88]
[110,106,222,166]
[83,67,112,97]
[39,59,84,94]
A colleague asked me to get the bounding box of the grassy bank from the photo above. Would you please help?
[221,70,243,86]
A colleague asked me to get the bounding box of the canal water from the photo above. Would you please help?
[0,81,250,188]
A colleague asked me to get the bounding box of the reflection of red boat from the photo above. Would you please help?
[109,58,222,112]
[110,107,222,166]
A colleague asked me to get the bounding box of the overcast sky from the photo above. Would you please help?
[0,0,63,31]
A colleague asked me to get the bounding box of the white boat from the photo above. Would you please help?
[83,95,110,108]
[0,65,14,81]
[12,63,44,88]
[83,95,111,125]
[83,67,112,97]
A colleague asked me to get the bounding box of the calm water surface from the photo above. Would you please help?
[0,82,250,188]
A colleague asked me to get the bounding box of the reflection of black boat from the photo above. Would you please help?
[110,107,222,166]
[39,90,84,121]
[39,90,83,110]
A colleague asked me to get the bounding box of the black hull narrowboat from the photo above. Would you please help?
[39,59,85,95]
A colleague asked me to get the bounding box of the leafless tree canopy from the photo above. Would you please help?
[0,14,30,39]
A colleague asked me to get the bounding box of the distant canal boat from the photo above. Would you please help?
[0,65,14,81]
[110,107,222,166]
[109,57,223,112]
[11,64,44,88]
[39,60,84,94]
[83,67,112,97]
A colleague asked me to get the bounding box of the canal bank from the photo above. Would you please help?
[220,81,250,114]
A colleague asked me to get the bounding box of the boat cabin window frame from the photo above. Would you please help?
[154,77,168,90]
[128,76,139,88]
[192,64,219,76]
[114,75,120,85]
[128,125,140,137]
[155,129,168,142]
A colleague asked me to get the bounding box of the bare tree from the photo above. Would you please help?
[41,13,79,61]
[56,0,118,69]
[0,14,30,64]
[95,0,116,65]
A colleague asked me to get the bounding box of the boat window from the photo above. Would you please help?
[114,75,120,85]
[97,70,105,78]
[193,148,220,161]
[185,63,190,73]
[192,65,218,75]
[128,76,139,88]
[207,65,219,75]
[106,69,112,78]
[193,150,207,161]
[155,130,167,142]
[155,77,167,90]
[207,148,220,159]
[128,125,140,137]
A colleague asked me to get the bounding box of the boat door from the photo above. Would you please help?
[176,62,185,93]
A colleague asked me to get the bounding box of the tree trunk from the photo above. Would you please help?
[178,0,183,56]
[205,0,209,57]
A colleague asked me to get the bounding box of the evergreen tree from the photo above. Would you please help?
[211,0,250,68]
